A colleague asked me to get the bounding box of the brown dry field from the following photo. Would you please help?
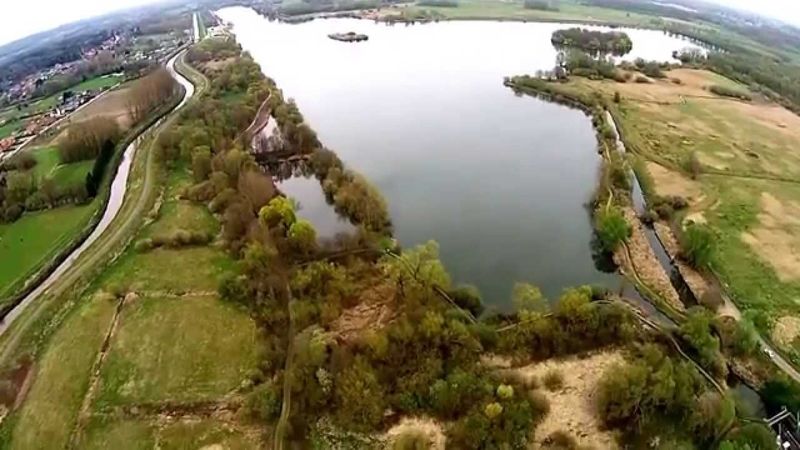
[740,192,800,282]
[68,86,134,129]
[558,68,800,358]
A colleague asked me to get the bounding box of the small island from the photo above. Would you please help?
[551,27,633,56]
[328,31,369,43]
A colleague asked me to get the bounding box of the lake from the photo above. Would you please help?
[219,7,701,308]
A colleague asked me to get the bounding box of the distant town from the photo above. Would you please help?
[0,20,194,158]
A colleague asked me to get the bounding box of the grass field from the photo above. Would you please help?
[9,296,117,450]
[80,418,261,450]
[98,246,233,293]
[31,145,94,185]
[3,55,260,449]
[0,119,20,139]
[81,419,155,450]
[0,204,95,301]
[398,0,658,26]
[50,160,94,185]
[159,420,261,449]
[96,295,260,406]
[525,68,800,362]
[143,165,219,238]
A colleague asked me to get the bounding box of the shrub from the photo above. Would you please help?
[543,370,564,391]
[640,209,659,225]
[655,203,674,220]
[641,61,666,78]
[1,153,36,171]
[543,430,578,449]
[681,223,714,269]
[392,430,431,450]
[524,0,558,10]
[685,151,702,179]
[246,382,282,422]
[135,238,154,252]
[709,84,752,101]
[595,207,631,252]
[448,285,484,318]
[699,286,723,311]
[497,384,514,400]
[418,0,458,6]
[528,390,550,417]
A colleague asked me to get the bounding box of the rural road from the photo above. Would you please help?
[0,51,200,359]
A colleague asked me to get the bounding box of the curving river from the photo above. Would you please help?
[0,51,195,335]
[219,7,701,308]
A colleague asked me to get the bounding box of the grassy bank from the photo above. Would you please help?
[1,48,269,449]
[397,0,656,26]
[0,73,186,314]
[513,68,800,366]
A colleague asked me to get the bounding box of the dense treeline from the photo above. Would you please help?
[33,51,124,99]
[585,0,800,57]
[277,0,380,16]
[59,117,121,163]
[523,0,559,11]
[126,67,180,124]
[551,28,633,56]
[704,51,800,114]
[417,0,459,7]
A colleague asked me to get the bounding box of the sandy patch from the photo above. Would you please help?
[646,162,701,201]
[330,283,396,343]
[507,352,623,450]
[385,417,445,450]
[741,192,800,282]
[202,57,236,71]
[684,212,707,225]
[772,316,800,348]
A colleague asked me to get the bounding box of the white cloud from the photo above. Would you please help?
[0,0,164,46]
[710,0,800,26]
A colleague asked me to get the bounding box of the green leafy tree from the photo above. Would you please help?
[288,219,317,255]
[334,356,386,431]
[682,223,714,269]
[512,282,547,313]
[259,196,296,229]
[595,207,630,252]
[191,146,212,182]
[448,285,484,318]
[484,402,503,420]
[679,308,726,378]
[690,392,735,443]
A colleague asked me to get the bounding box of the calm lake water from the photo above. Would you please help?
[219,7,700,308]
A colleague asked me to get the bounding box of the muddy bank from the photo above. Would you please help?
[615,208,684,312]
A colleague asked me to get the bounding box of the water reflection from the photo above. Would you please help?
[221,7,703,307]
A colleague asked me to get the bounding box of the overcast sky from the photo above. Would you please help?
[2,0,800,47]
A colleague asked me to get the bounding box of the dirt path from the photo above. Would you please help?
[68,297,126,448]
